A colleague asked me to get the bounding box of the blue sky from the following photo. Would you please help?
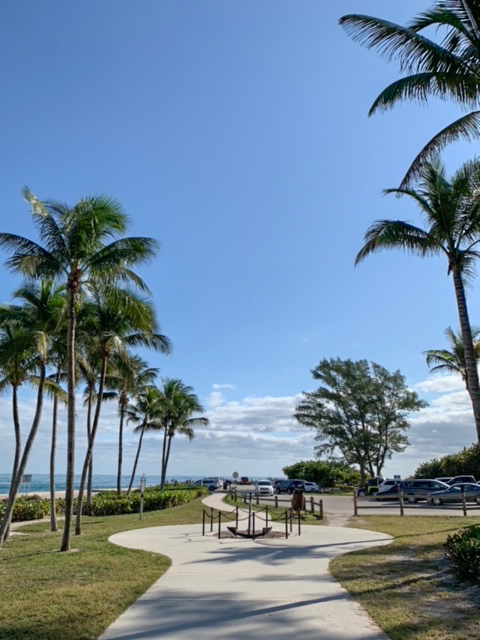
[1,1,479,481]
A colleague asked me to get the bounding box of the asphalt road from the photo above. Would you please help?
[229,485,480,518]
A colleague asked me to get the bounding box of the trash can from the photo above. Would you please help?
[291,488,305,511]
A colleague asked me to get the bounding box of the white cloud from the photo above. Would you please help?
[212,383,236,390]
[414,373,464,393]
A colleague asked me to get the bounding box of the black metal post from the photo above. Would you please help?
[285,510,288,539]
[218,511,222,538]
[320,499,323,520]
[210,508,213,532]
[252,512,256,540]
[236,505,238,529]
[265,506,269,529]
[202,509,205,536]
[298,511,301,536]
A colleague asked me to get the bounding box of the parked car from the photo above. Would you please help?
[375,479,404,498]
[193,477,222,492]
[276,479,305,494]
[357,477,384,497]
[435,477,453,484]
[427,482,480,505]
[448,475,476,485]
[303,481,320,493]
[255,480,274,496]
[240,476,250,485]
[400,479,450,503]
[374,484,400,500]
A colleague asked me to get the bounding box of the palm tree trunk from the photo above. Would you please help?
[75,355,108,535]
[0,364,46,546]
[49,368,60,532]
[162,434,174,487]
[4,383,21,542]
[117,402,125,495]
[453,268,480,441]
[160,427,168,489]
[85,387,93,515]
[60,281,77,552]
[127,420,146,496]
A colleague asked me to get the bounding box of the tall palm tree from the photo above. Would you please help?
[356,157,480,441]
[107,353,158,495]
[0,281,65,545]
[0,188,158,551]
[126,386,163,495]
[340,1,480,186]
[425,326,480,390]
[74,287,171,534]
[155,379,209,489]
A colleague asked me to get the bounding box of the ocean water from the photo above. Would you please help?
[0,473,205,495]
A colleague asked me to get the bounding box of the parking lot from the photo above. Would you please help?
[230,485,480,517]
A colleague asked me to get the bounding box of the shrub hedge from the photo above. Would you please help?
[415,444,480,479]
[1,487,207,522]
[445,525,480,584]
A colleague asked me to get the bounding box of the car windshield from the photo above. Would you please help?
[257,481,270,486]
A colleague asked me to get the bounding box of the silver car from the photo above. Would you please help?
[400,479,449,503]
[427,483,480,505]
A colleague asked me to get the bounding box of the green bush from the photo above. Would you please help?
[0,497,50,522]
[282,460,361,487]
[0,487,207,522]
[415,444,480,479]
[445,526,480,584]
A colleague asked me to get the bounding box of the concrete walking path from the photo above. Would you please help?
[100,492,393,640]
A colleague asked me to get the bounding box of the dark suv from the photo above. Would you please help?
[400,479,449,503]
[276,479,304,494]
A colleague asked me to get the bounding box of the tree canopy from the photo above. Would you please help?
[294,358,427,483]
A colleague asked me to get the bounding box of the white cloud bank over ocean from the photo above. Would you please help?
[0,373,476,480]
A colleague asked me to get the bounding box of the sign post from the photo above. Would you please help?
[139,474,146,520]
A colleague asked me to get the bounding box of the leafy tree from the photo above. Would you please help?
[356,157,480,441]
[425,326,480,391]
[107,353,158,495]
[282,460,361,488]
[126,386,163,495]
[0,188,158,552]
[340,1,480,186]
[0,281,65,545]
[74,287,171,535]
[155,379,208,489]
[294,358,426,484]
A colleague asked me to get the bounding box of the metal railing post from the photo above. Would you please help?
[298,511,301,536]
[210,508,214,532]
[202,509,205,536]
[265,506,269,529]
[462,489,467,516]
[320,499,323,520]
[252,512,256,540]
[236,505,239,529]
[285,510,288,539]
[275,495,278,508]
[218,511,222,538]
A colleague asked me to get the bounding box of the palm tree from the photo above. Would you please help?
[425,326,480,390]
[0,281,65,545]
[126,386,163,495]
[155,379,209,489]
[106,353,158,495]
[74,287,171,534]
[0,188,158,552]
[340,1,480,186]
[356,157,480,441]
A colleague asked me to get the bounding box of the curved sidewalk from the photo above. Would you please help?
[100,492,392,640]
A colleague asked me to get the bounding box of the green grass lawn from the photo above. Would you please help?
[0,499,206,640]
[331,515,480,640]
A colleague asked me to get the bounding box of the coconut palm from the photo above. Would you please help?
[75,287,171,534]
[0,281,65,545]
[0,188,158,551]
[425,326,480,390]
[155,379,209,489]
[126,386,164,495]
[340,1,480,186]
[106,353,158,495]
[356,157,480,441]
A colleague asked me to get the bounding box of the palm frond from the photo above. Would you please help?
[355,220,441,265]
[339,14,470,74]
[400,110,480,187]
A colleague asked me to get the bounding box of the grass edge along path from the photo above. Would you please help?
[0,497,206,640]
[330,515,480,640]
